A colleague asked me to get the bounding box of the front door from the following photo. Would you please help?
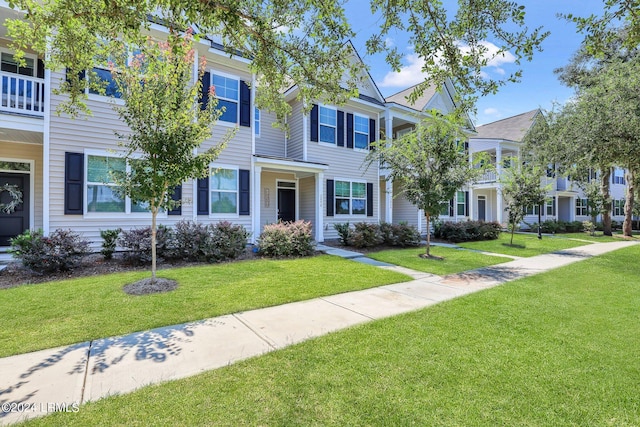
[477,196,486,222]
[0,172,30,246]
[277,188,296,222]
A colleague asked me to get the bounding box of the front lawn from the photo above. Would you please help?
[367,245,508,275]
[25,245,640,426]
[0,255,410,358]
[458,232,590,257]
[553,232,620,242]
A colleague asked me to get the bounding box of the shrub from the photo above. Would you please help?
[435,220,502,243]
[258,220,314,257]
[10,228,90,273]
[165,220,249,262]
[566,220,584,233]
[583,220,595,235]
[390,222,421,247]
[350,222,383,248]
[334,222,351,246]
[166,220,210,261]
[379,222,396,246]
[118,226,171,265]
[100,228,121,260]
[209,221,250,261]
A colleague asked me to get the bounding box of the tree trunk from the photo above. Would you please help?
[151,207,158,281]
[425,212,431,257]
[623,169,635,237]
[601,167,612,236]
[510,221,515,245]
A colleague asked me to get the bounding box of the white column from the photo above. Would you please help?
[316,172,324,242]
[385,113,394,223]
[302,110,308,162]
[496,187,504,224]
[496,145,503,178]
[468,187,474,220]
[42,66,51,235]
[417,209,423,234]
[252,165,262,243]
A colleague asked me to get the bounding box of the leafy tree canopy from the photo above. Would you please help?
[6,0,548,115]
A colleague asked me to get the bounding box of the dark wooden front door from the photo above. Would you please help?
[277,188,296,222]
[0,172,30,246]
[478,198,486,222]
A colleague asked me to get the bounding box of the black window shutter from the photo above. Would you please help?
[64,152,84,215]
[197,177,209,215]
[239,169,250,215]
[326,179,334,217]
[168,185,182,216]
[449,198,454,217]
[65,69,85,85]
[337,111,345,147]
[310,104,319,142]
[37,59,45,79]
[369,118,376,150]
[464,191,469,216]
[346,113,354,149]
[239,81,251,127]
[200,71,211,111]
[366,182,374,217]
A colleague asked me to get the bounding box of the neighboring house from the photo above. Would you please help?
[468,109,628,226]
[0,5,387,248]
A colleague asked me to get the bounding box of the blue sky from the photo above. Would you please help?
[342,0,608,126]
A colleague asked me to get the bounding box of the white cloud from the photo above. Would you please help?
[378,40,517,88]
[385,37,395,48]
[484,107,500,116]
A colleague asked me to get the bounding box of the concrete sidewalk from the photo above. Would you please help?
[1,240,636,425]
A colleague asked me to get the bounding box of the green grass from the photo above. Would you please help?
[458,232,591,257]
[553,232,620,242]
[367,245,508,275]
[25,245,640,426]
[0,255,410,358]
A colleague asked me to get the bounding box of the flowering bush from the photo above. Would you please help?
[258,220,314,257]
[10,228,90,273]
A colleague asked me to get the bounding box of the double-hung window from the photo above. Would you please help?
[576,198,588,216]
[254,107,260,136]
[319,106,337,144]
[1,52,35,76]
[213,73,239,124]
[210,168,238,214]
[354,115,369,149]
[335,180,366,215]
[613,168,625,185]
[546,199,556,216]
[86,155,126,213]
[613,199,625,216]
[456,191,466,216]
[525,205,540,215]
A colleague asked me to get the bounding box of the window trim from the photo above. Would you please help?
[83,149,164,218]
[318,104,337,146]
[209,163,240,217]
[211,70,240,126]
[613,168,625,185]
[0,49,37,76]
[456,191,467,217]
[613,199,625,216]
[254,107,260,137]
[334,178,367,216]
[576,198,589,217]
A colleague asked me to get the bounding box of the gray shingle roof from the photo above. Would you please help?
[474,109,540,142]
[385,83,438,111]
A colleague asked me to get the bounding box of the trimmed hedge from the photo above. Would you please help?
[434,220,502,243]
[10,228,90,273]
[333,222,421,248]
[257,220,314,257]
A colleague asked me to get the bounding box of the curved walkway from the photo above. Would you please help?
[1,240,636,425]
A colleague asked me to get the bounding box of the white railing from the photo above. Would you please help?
[0,71,45,117]
[477,170,497,183]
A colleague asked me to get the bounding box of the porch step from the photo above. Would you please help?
[0,252,13,271]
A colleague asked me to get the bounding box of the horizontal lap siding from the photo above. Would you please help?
[0,141,44,229]
[255,110,286,158]
[48,70,253,249]
[287,101,304,160]
[391,181,419,229]
[298,176,316,233]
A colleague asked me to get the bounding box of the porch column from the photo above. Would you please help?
[570,195,576,222]
[417,209,423,234]
[496,145,503,178]
[252,165,262,243]
[315,172,324,242]
[496,187,504,224]
[385,113,394,223]
[468,187,474,220]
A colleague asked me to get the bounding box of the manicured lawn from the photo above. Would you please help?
[26,245,640,426]
[368,245,508,275]
[458,232,590,257]
[553,232,620,242]
[0,255,410,358]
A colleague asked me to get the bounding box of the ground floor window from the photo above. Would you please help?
[456,191,467,216]
[335,180,366,215]
[613,199,625,216]
[210,168,238,214]
[576,198,588,216]
[546,199,556,216]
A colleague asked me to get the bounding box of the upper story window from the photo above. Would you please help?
[354,115,369,150]
[212,73,239,124]
[1,52,35,76]
[319,106,337,144]
[210,167,238,214]
[613,168,625,185]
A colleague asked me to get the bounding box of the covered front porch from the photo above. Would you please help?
[252,155,328,242]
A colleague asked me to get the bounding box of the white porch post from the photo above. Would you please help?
[252,165,262,243]
[570,195,576,222]
[496,187,504,224]
[385,113,394,223]
[468,187,474,220]
[316,172,324,242]
[302,109,308,162]
[417,209,423,234]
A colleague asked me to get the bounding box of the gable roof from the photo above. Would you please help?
[385,83,439,111]
[473,109,540,142]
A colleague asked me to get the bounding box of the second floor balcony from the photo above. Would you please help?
[1,71,45,118]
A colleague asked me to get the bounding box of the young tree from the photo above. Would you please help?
[368,112,483,258]
[500,161,549,245]
[110,28,233,282]
[578,179,608,236]
[6,0,547,116]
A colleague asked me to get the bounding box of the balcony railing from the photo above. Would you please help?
[476,170,497,183]
[0,72,45,117]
